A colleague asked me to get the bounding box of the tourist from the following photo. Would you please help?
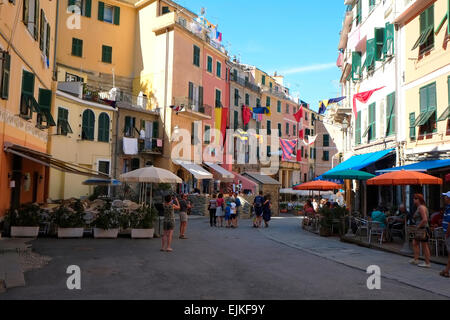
[233,192,241,228]
[216,193,225,227]
[161,195,180,252]
[225,201,233,228]
[178,194,190,239]
[208,194,218,227]
[253,191,264,228]
[409,194,432,268]
[304,200,315,217]
[262,195,272,228]
[370,206,387,242]
[312,198,319,212]
[230,199,237,228]
[439,192,450,278]
[430,208,444,228]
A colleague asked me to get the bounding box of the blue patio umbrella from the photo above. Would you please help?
[82,178,122,186]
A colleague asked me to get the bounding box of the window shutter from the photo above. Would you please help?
[383,23,394,56]
[188,82,193,104]
[420,86,428,112]
[351,51,361,81]
[234,111,239,130]
[89,111,95,140]
[375,28,384,61]
[45,23,50,59]
[286,123,289,136]
[245,94,249,105]
[22,71,35,95]
[409,112,416,139]
[114,6,120,25]
[428,83,437,110]
[38,88,51,109]
[98,113,105,141]
[278,123,281,136]
[216,62,221,78]
[207,56,212,72]
[267,120,271,135]
[363,38,376,71]
[85,0,92,17]
[191,122,195,145]
[33,0,39,40]
[199,86,203,109]
[23,0,29,25]
[153,121,159,138]
[68,0,75,6]
[386,93,395,136]
[356,111,361,145]
[124,116,131,134]
[1,52,11,99]
[98,1,104,21]
[39,9,44,51]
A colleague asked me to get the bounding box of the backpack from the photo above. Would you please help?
[254,196,263,208]
[235,197,241,207]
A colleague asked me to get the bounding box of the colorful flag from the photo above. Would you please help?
[302,135,317,146]
[353,87,385,120]
[252,106,271,115]
[294,105,304,123]
[319,96,346,115]
[280,139,297,161]
[234,129,249,141]
[242,105,252,126]
[216,31,222,42]
[299,129,304,140]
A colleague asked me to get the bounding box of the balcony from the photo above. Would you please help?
[138,138,163,155]
[230,74,261,93]
[173,97,213,119]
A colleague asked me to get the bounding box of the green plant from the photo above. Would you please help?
[52,205,85,228]
[319,206,347,236]
[280,203,288,210]
[6,204,42,227]
[130,205,158,229]
[93,200,120,230]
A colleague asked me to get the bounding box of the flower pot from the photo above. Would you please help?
[11,226,40,238]
[58,228,84,238]
[93,228,119,239]
[280,209,288,213]
[131,228,155,239]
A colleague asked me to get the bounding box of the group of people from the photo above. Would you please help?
[208,193,242,228]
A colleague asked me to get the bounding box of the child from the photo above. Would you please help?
[225,202,232,228]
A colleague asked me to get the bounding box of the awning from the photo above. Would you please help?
[317,149,394,180]
[377,159,450,174]
[204,162,234,181]
[438,106,450,121]
[413,110,435,127]
[173,160,213,180]
[4,142,109,178]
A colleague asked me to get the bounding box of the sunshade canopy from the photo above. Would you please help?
[82,179,122,186]
[322,170,375,180]
[377,159,450,173]
[293,180,342,191]
[367,170,443,186]
[204,162,234,181]
[173,160,213,180]
[120,166,182,184]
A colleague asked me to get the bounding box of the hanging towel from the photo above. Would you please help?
[123,137,138,155]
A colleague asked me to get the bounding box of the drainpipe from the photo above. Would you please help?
[52,0,60,81]
[163,27,169,163]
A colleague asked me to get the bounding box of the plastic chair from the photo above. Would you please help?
[430,228,446,257]
[369,221,384,245]
[354,218,370,240]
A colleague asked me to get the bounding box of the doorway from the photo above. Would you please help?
[10,155,23,210]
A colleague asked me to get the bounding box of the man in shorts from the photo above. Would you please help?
[440,192,450,278]
[178,194,191,239]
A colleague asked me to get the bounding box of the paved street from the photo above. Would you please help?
[1,216,449,300]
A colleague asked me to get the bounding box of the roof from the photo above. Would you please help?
[242,172,281,185]
[377,159,450,174]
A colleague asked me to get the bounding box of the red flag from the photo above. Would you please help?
[299,129,304,140]
[353,87,385,120]
[294,105,304,123]
[296,148,302,162]
[242,105,252,126]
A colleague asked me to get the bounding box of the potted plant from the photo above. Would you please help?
[280,202,288,214]
[7,204,41,238]
[130,205,158,239]
[53,200,85,238]
[92,200,120,238]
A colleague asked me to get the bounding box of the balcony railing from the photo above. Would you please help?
[138,138,163,155]
[230,73,261,93]
[173,97,213,118]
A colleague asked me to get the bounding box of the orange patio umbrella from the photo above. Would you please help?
[366,170,443,186]
[293,180,343,191]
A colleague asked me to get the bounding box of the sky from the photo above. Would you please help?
[176,0,346,112]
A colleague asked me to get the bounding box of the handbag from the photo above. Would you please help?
[414,227,428,241]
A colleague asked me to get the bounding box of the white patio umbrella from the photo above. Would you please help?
[120,166,183,206]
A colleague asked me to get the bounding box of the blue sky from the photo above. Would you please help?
[177,0,346,112]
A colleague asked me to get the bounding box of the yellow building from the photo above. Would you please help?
[0,0,57,216]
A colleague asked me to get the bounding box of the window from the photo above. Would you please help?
[39,9,50,64]
[37,88,55,128]
[355,111,361,145]
[256,121,260,134]
[323,134,329,147]
[266,96,271,107]
[20,70,35,119]
[270,82,273,89]
[82,109,95,140]
[323,151,330,161]
[98,112,110,142]
[256,98,261,107]
[356,0,362,26]
[98,2,120,25]
[207,56,213,73]
[409,112,416,140]
[57,107,73,136]
[68,0,92,17]
[161,6,170,15]
[234,111,238,130]
[1,51,10,99]
[267,120,271,135]
[277,100,281,113]
[278,123,282,137]
[412,5,434,54]
[305,112,308,121]
[124,116,136,138]
[234,89,239,106]
[245,93,250,106]
[351,51,362,81]
[215,89,221,108]
[369,0,376,11]
[102,45,112,63]
[233,69,238,81]
[383,23,395,58]
[363,38,376,73]
[386,92,395,136]
[293,125,296,136]
[286,104,289,114]
[262,75,266,85]
[374,27,384,62]
[23,0,39,39]
[204,125,210,144]
[216,61,221,78]
[98,160,110,175]
[368,103,376,141]
[65,72,83,82]
[72,38,83,57]
[131,158,140,171]
[285,123,290,136]
[417,82,437,135]
[193,45,200,67]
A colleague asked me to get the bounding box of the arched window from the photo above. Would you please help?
[98,112,110,142]
[82,109,95,140]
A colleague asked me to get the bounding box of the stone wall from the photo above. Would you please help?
[187,195,208,216]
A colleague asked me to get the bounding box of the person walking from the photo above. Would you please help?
[253,191,264,228]
[440,191,450,278]
[161,195,180,252]
[409,194,432,268]
[262,195,272,228]
[208,194,218,227]
[178,194,190,239]
[216,193,225,227]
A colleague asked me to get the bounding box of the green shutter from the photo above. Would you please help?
[22,70,35,95]
[68,0,75,6]
[428,82,437,110]
[1,52,10,99]
[188,82,193,104]
[98,113,105,142]
[98,1,104,21]
[409,112,416,139]
[23,0,29,25]
[267,120,271,135]
[124,116,131,134]
[72,38,82,57]
[217,62,221,78]
[277,100,281,112]
[234,110,238,130]
[39,9,44,51]
[153,121,159,138]
[34,0,39,40]
[386,92,395,136]
[85,0,91,17]
[383,23,394,57]
[355,111,361,145]
[375,27,385,61]
[323,134,329,147]
[262,75,266,85]
[82,110,94,140]
[45,23,50,59]
[285,123,289,136]
[207,56,212,72]
[114,6,120,25]
[363,39,376,71]
[38,88,51,108]
[245,94,249,105]
[356,0,362,25]
[420,86,428,112]
[351,51,362,81]
[369,103,376,141]
[278,123,281,137]
[102,45,112,63]
[193,46,200,66]
[266,96,270,107]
